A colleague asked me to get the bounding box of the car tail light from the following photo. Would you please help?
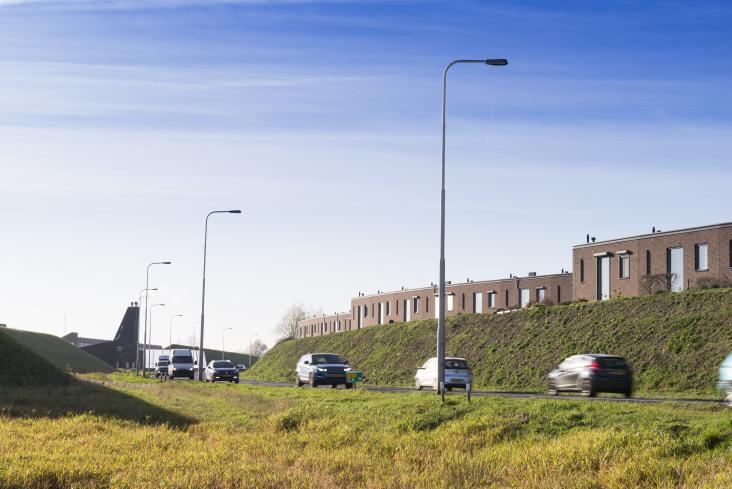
[589,360,600,369]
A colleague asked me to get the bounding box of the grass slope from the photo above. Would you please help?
[3,328,113,373]
[2,373,732,488]
[0,329,72,386]
[247,289,732,394]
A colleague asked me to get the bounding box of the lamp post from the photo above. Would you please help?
[147,303,165,373]
[142,261,171,377]
[169,314,183,350]
[248,333,258,368]
[222,327,233,360]
[437,58,507,400]
[136,287,157,375]
[199,209,241,381]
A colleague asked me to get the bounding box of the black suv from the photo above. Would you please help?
[548,354,633,398]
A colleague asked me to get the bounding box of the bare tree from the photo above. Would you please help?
[276,303,308,340]
[247,338,268,357]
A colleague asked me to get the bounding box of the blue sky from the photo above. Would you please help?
[1,0,731,351]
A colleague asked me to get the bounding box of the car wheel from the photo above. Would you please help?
[331,384,337,389]
[623,389,632,399]
[295,376,303,387]
[345,383,353,389]
[446,387,452,392]
[415,381,422,391]
[309,374,316,388]
[581,380,596,398]
[548,382,559,396]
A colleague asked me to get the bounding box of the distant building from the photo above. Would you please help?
[298,272,572,338]
[298,221,732,338]
[62,332,107,348]
[77,303,142,369]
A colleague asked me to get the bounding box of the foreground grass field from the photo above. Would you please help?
[2,373,732,488]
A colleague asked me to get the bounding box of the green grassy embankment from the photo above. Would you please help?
[0,328,73,386]
[2,372,732,488]
[2,327,113,373]
[246,289,732,395]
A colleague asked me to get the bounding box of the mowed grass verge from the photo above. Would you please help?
[2,373,732,488]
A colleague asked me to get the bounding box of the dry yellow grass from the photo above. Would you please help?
[1,373,731,488]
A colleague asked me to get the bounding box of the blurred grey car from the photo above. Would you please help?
[548,354,633,398]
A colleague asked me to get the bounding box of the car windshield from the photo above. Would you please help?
[158,361,169,366]
[445,360,468,370]
[172,355,193,363]
[598,357,628,369]
[311,354,344,365]
[213,361,233,368]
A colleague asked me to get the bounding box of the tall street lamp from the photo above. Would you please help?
[136,287,157,375]
[147,303,165,373]
[437,58,507,400]
[169,314,183,349]
[142,261,171,377]
[199,209,241,381]
[222,327,233,360]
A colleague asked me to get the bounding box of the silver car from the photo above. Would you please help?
[205,360,239,383]
[415,357,472,391]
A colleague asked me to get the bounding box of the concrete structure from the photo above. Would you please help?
[574,222,732,301]
[297,221,732,339]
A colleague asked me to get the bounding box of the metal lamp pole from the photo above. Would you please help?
[222,327,233,360]
[148,303,165,372]
[199,209,241,381]
[169,314,183,350]
[136,287,157,375]
[437,58,507,400]
[143,261,171,377]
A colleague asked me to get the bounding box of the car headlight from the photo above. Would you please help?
[317,367,327,372]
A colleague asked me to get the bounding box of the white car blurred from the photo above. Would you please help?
[415,357,472,391]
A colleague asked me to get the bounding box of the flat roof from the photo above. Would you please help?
[354,272,571,300]
[574,221,732,249]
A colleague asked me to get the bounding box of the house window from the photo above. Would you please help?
[536,288,545,303]
[447,294,454,311]
[474,292,483,313]
[619,254,630,279]
[386,301,391,316]
[505,289,509,307]
[364,305,368,318]
[580,259,585,283]
[425,297,429,313]
[730,240,732,267]
[557,285,561,304]
[461,293,465,310]
[520,288,530,308]
[695,244,708,271]
[646,250,651,275]
[488,292,496,309]
[413,298,419,314]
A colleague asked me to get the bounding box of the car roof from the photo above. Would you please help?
[425,357,467,361]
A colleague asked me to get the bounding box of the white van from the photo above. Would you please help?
[168,349,196,380]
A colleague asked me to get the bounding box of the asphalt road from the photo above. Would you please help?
[239,378,724,405]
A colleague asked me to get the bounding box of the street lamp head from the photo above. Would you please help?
[163,261,172,265]
[485,59,508,66]
[228,210,242,214]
